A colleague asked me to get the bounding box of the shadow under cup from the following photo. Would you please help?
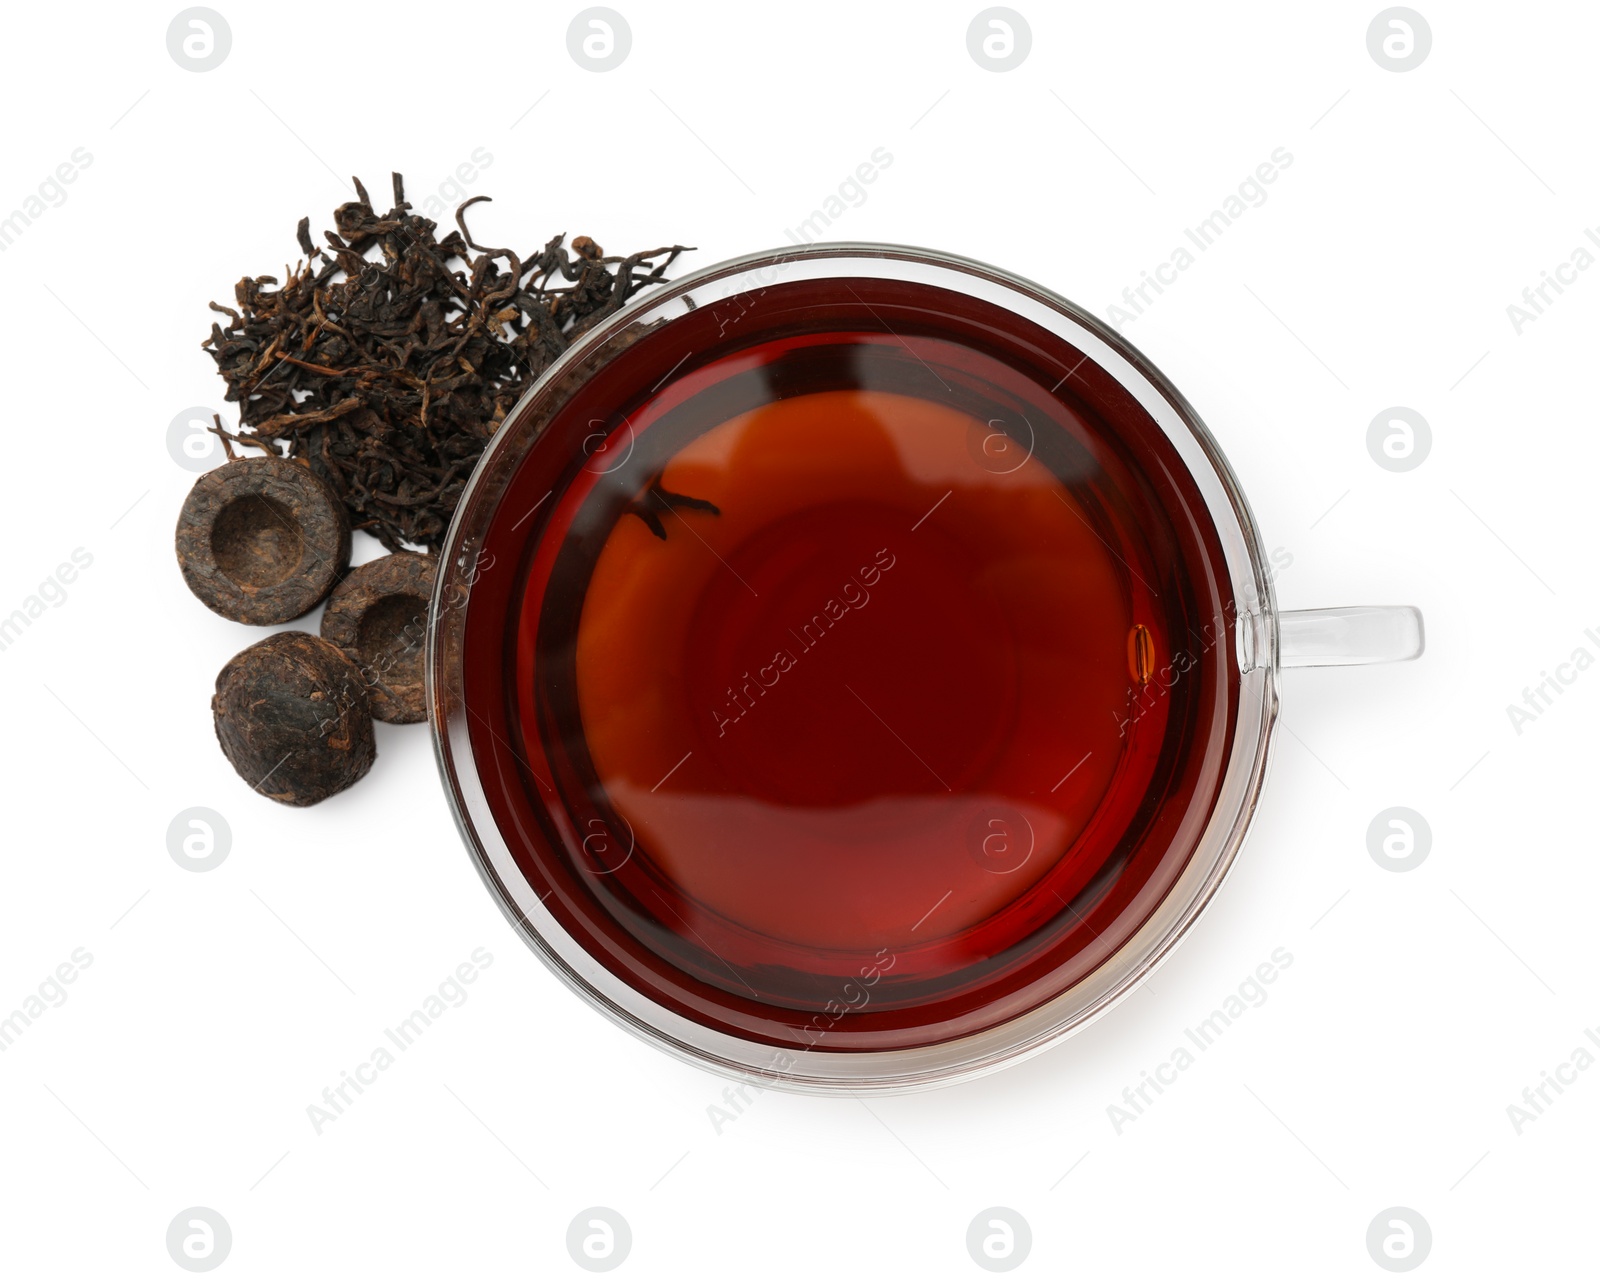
[437,256,1254,1076]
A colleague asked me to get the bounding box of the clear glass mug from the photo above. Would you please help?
[427,244,1423,1093]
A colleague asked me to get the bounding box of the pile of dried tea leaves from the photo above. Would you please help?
[202,173,689,551]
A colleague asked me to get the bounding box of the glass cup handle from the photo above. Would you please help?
[1276,606,1425,668]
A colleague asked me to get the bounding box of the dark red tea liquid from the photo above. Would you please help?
[464,276,1239,1052]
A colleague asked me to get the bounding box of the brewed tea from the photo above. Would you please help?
[462,277,1239,1052]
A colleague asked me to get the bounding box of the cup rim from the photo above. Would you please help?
[427,241,1281,1094]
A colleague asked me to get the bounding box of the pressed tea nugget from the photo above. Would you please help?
[319,552,436,724]
[176,455,350,624]
[212,632,376,807]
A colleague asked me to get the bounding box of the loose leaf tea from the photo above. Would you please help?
[626,475,723,541]
[203,174,690,551]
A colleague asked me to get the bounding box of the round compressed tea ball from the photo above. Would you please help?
[176,457,351,625]
[212,631,376,806]
[319,552,437,724]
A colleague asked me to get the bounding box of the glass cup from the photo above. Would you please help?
[427,244,1423,1093]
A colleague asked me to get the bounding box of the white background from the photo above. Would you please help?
[0,1,1593,1274]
